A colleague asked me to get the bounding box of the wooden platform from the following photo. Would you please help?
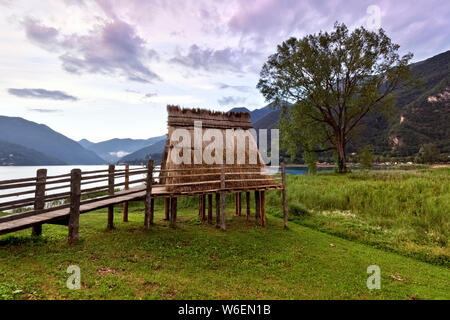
[0,183,283,236]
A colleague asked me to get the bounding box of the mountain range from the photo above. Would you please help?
[0,50,448,166]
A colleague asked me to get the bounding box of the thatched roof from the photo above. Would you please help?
[160,105,274,193]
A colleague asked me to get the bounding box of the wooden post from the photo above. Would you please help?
[255,190,261,221]
[207,194,213,224]
[261,191,266,227]
[282,163,288,229]
[234,193,238,216]
[220,164,226,230]
[144,159,154,229]
[238,192,242,216]
[123,164,129,222]
[215,193,220,227]
[246,192,250,220]
[68,169,81,245]
[150,198,155,225]
[32,169,47,236]
[202,195,206,221]
[170,197,177,228]
[164,198,170,220]
[107,164,115,230]
[198,195,202,217]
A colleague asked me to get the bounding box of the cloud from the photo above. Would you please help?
[170,44,259,73]
[27,108,63,113]
[218,96,247,106]
[217,82,252,92]
[109,151,130,158]
[23,18,161,83]
[8,88,78,101]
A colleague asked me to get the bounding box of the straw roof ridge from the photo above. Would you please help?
[167,105,250,121]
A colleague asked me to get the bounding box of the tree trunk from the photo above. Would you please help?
[336,141,347,173]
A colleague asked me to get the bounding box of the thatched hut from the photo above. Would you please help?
[159,105,283,229]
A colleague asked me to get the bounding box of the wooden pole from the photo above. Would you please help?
[123,164,129,222]
[255,190,261,221]
[164,198,170,220]
[107,164,115,230]
[234,193,238,216]
[238,192,242,216]
[150,198,155,225]
[68,169,81,245]
[246,192,250,220]
[198,195,202,217]
[202,195,206,221]
[207,194,213,224]
[170,197,177,228]
[32,169,47,236]
[282,163,288,229]
[220,164,226,230]
[144,159,154,229]
[215,193,220,227]
[261,191,266,227]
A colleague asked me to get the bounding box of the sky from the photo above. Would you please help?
[0,0,449,142]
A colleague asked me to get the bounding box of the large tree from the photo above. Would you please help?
[257,23,413,173]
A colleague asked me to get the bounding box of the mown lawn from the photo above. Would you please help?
[0,198,449,300]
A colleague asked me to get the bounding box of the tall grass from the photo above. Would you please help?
[265,168,450,265]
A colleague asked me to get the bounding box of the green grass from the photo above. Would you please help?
[0,198,449,300]
[266,168,450,266]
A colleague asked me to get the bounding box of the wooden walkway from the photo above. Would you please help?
[0,162,287,243]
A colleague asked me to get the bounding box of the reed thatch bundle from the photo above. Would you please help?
[160,105,275,193]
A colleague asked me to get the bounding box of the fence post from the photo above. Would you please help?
[220,164,226,230]
[123,164,129,222]
[144,159,154,229]
[32,169,47,236]
[282,163,288,229]
[68,169,81,245]
[107,165,115,230]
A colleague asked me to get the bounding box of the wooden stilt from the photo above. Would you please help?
[246,192,250,220]
[198,195,202,217]
[107,165,115,230]
[255,190,261,220]
[164,198,170,221]
[261,191,266,227]
[32,169,47,236]
[123,164,129,222]
[170,197,177,228]
[215,193,220,227]
[220,165,226,230]
[208,194,213,224]
[238,193,242,216]
[234,193,238,215]
[68,169,81,245]
[202,195,207,221]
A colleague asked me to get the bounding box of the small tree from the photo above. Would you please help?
[257,23,413,173]
[359,145,373,170]
[416,143,440,164]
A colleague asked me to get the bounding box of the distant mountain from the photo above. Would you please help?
[0,116,105,165]
[79,135,166,163]
[229,104,275,123]
[118,139,166,165]
[0,140,65,166]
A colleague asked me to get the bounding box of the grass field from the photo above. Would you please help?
[0,168,449,300]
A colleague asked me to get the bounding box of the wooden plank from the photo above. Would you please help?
[68,169,81,245]
[32,169,47,237]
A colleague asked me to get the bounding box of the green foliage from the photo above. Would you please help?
[258,22,413,173]
[416,143,440,164]
[303,150,318,174]
[358,145,373,170]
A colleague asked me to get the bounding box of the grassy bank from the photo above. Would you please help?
[0,203,449,300]
[266,168,450,266]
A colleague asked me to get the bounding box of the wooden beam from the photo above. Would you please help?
[170,197,177,228]
[282,163,287,229]
[68,169,81,245]
[208,194,213,224]
[164,198,170,220]
[107,165,115,230]
[215,193,220,227]
[144,160,154,229]
[123,164,129,222]
[246,192,250,220]
[32,169,46,236]
[261,191,266,227]
[255,191,261,221]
